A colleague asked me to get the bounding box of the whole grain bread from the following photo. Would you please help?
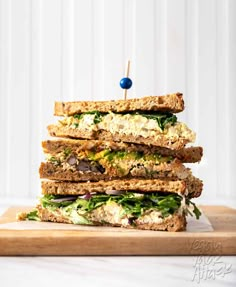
[48,125,189,150]
[41,175,202,198]
[42,139,203,163]
[54,93,184,116]
[35,205,186,232]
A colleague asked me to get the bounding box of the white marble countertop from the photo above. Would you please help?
[0,204,235,287]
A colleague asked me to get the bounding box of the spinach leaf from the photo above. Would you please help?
[136,112,177,130]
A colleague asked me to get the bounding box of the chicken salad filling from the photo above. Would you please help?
[23,192,201,226]
[57,111,196,142]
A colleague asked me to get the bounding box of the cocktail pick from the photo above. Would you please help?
[120,60,132,100]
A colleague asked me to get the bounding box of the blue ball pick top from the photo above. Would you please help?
[121,60,132,100]
[120,77,132,89]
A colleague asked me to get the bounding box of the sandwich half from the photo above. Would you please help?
[48,93,196,150]
[40,139,203,182]
[18,177,202,232]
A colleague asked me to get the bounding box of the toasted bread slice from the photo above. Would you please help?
[42,139,203,163]
[41,176,203,198]
[34,204,187,232]
[54,93,184,116]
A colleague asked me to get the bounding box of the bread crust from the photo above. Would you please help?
[42,139,203,163]
[41,178,187,195]
[186,174,203,198]
[54,93,184,116]
[36,205,186,232]
[48,125,189,150]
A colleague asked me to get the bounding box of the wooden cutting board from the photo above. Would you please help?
[0,205,235,255]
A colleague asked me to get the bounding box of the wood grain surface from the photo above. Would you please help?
[0,206,235,255]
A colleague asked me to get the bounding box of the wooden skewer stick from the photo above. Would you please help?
[123,60,131,100]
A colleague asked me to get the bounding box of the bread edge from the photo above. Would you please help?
[48,125,189,150]
[35,205,187,232]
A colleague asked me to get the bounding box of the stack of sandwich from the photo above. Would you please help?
[18,93,203,231]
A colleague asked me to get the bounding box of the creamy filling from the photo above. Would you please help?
[41,192,183,226]
[22,192,201,225]
[74,201,170,226]
[58,112,196,142]
[46,149,176,177]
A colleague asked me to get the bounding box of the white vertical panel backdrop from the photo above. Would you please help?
[0,0,236,207]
